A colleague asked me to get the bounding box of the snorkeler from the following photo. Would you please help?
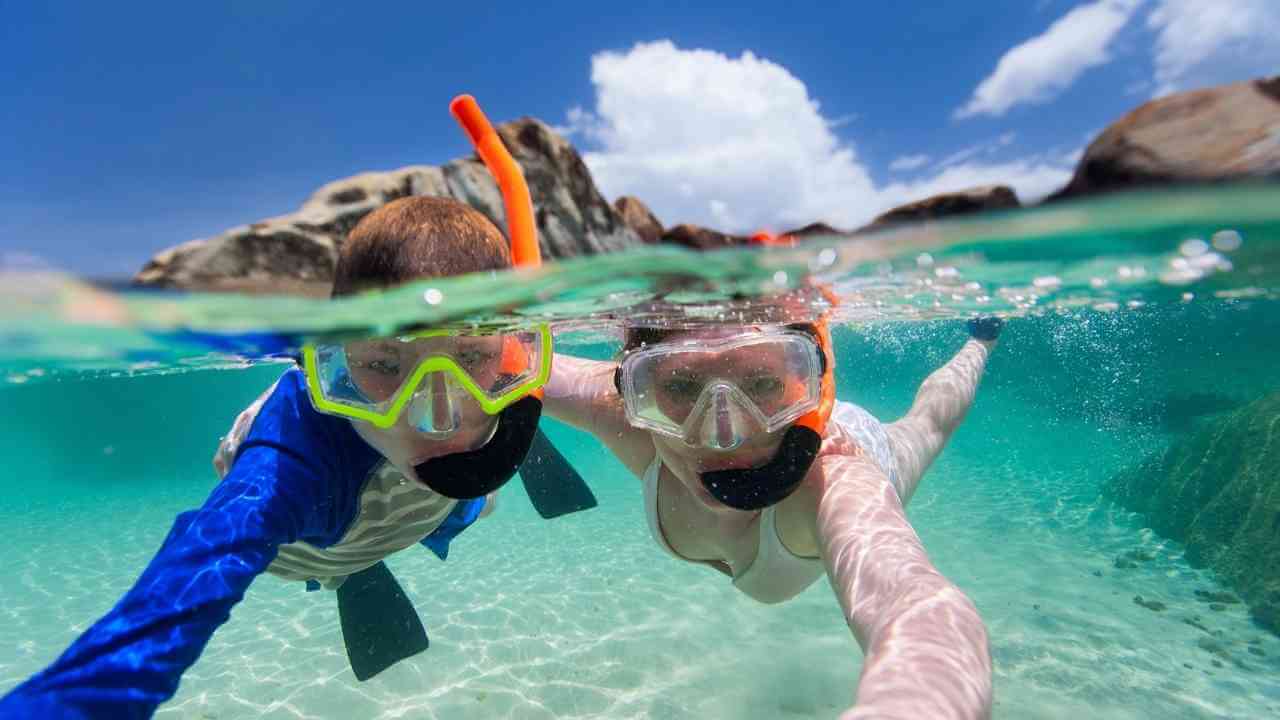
[0,96,594,719]
[545,290,1002,719]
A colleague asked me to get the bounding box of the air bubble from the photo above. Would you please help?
[1179,238,1209,257]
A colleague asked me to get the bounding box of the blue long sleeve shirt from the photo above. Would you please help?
[0,369,481,719]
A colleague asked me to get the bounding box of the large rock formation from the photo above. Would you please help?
[1051,76,1280,200]
[862,185,1021,231]
[613,196,664,244]
[1104,390,1280,635]
[135,119,642,294]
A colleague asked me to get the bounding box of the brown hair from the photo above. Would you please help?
[622,323,821,353]
[331,196,512,297]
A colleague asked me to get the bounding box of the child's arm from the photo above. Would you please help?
[885,321,999,505]
[812,453,992,720]
[543,354,655,477]
[0,371,364,719]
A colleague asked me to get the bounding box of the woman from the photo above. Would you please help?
[545,297,1001,720]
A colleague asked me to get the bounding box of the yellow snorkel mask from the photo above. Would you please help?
[300,95,550,499]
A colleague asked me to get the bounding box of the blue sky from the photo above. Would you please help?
[3,0,1277,277]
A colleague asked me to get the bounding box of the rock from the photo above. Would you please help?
[862,185,1020,230]
[1105,390,1280,636]
[1183,616,1211,634]
[1194,589,1242,605]
[135,118,642,293]
[659,224,754,251]
[613,196,664,244]
[495,118,640,257]
[781,222,851,240]
[1134,595,1167,612]
[133,221,337,297]
[1051,76,1280,200]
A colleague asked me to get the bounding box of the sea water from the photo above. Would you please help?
[1,187,1279,719]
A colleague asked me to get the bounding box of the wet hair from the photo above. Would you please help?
[331,196,512,297]
[622,323,821,354]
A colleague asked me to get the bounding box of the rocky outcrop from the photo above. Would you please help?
[659,224,754,251]
[1051,76,1280,200]
[781,222,851,240]
[613,196,664,244]
[862,185,1021,231]
[1104,390,1280,635]
[135,120,642,293]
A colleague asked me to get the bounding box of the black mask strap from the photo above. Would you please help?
[412,395,542,499]
[699,425,822,511]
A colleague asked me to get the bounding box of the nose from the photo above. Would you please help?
[410,373,462,436]
[688,384,747,451]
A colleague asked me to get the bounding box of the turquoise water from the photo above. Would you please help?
[2,188,1280,718]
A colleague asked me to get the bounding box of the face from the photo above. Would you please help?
[641,328,802,500]
[345,334,507,487]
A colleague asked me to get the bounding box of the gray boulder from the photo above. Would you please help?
[1051,76,1280,199]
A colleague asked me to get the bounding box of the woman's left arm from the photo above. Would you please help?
[812,453,992,720]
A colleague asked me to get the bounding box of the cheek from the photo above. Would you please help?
[352,422,409,460]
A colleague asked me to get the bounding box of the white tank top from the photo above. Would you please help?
[642,400,897,604]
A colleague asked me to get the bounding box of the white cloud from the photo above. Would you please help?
[568,41,882,231]
[889,154,931,172]
[956,0,1144,119]
[1147,0,1280,96]
[569,42,1076,232]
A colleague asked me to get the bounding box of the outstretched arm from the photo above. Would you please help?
[813,453,992,720]
[544,354,655,477]
[885,319,999,505]
[0,371,360,719]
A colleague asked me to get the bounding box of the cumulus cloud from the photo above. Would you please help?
[566,41,881,231]
[889,154,932,172]
[955,0,1143,119]
[568,41,1074,232]
[1147,0,1280,96]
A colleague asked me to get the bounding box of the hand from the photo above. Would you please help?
[967,316,1003,341]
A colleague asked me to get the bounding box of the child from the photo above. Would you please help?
[545,291,1002,720]
[0,97,590,719]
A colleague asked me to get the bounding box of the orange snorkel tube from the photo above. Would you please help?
[449,94,545,402]
[411,95,548,500]
[449,95,541,269]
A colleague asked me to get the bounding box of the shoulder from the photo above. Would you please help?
[224,368,382,480]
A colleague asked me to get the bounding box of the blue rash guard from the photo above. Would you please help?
[0,369,483,720]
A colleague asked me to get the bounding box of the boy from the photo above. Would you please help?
[0,97,590,719]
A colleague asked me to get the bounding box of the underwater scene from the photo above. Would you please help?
[7,4,1280,717]
[2,186,1279,719]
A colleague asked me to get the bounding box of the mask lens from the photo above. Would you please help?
[621,331,823,445]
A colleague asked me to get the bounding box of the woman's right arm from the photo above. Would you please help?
[544,354,655,477]
[813,453,993,720]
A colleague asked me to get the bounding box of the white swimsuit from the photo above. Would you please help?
[642,400,898,604]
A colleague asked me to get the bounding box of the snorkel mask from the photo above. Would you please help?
[302,95,548,500]
[617,272,837,511]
